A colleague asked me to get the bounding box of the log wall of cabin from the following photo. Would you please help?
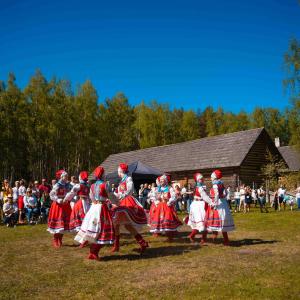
[239,130,286,188]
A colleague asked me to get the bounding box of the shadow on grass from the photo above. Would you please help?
[101,244,197,261]
[229,238,279,247]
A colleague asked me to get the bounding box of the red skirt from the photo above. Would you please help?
[148,202,157,225]
[69,200,90,232]
[149,202,182,232]
[18,196,24,210]
[113,195,148,226]
[205,206,222,230]
[47,201,72,234]
[96,203,115,244]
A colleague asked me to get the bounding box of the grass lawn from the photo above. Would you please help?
[0,208,300,300]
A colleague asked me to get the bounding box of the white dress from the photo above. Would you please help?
[188,184,213,232]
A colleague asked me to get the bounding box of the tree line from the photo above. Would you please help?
[0,40,299,182]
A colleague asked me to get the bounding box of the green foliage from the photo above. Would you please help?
[261,150,287,190]
[0,66,298,182]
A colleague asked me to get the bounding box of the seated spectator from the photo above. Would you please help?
[40,191,51,222]
[23,188,39,224]
[3,195,18,227]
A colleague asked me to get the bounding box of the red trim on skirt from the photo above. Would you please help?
[150,202,182,232]
[48,201,72,231]
[113,195,147,225]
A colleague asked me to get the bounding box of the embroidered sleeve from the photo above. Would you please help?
[49,184,61,203]
[167,188,177,206]
[199,186,214,206]
[64,184,80,202]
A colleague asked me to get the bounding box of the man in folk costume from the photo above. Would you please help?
[75,166,114,260]
[149,174,182,241]
[66,171,91,238]
[112,163,149,253]
[188,173,214,244]
[48,170,72,248]
[206,170,235,245]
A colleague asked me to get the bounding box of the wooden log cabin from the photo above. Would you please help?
[101,128,287,188]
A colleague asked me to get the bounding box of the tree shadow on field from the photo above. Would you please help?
[229,238,279,247]
[101,244,197,261]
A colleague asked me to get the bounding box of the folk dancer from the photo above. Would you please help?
[75,166,114,260]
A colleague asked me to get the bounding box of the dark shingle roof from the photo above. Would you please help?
[101,128,267,174]
[278,146,300,171]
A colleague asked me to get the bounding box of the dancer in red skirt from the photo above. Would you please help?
[47,170,72,248]
[75,166,114,260]
[111,163,149,253]
[67,171,91,235]
[149,174,182,241]
[206,170,235,245]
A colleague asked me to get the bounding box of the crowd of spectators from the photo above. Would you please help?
[0,178,56,227]
[1,177,300,228]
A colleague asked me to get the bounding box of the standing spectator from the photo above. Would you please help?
[233,187,240,212]
[226,186,232,210]
[18,179,26,224]
[1,179,12,203]
[23,188,39,224]
[251,188,258,207]
[245,186,252,213]
[174,185,182,212]
[258,186,268,213]
[138,184,144,206]
[186,184,194,213]
[12,181,20,204]
[288,196,295,211]
[278,185,286,211]
[142,183,150,209]
[296,186,300,210]
[273,191,279,211]
[181,184,187,211]
[39,178,51,196]
[3,195,18,227]
[70,176,77,187]
[239,184,246,213]
[51,179,57,188]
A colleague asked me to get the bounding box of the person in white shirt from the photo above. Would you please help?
[3,195,18,227]
[226,186,232,210]
[296,186,300,210]
[239,185,246,213]
[23,188,39,224]
[12,181,20,204]
[257,186,268,213]
[251,189,258,207]
[277,186,286,211]
[234,187,240,213]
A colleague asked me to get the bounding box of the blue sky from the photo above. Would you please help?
[1,0,300,112]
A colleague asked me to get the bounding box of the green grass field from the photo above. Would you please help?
[0,209,300,300]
